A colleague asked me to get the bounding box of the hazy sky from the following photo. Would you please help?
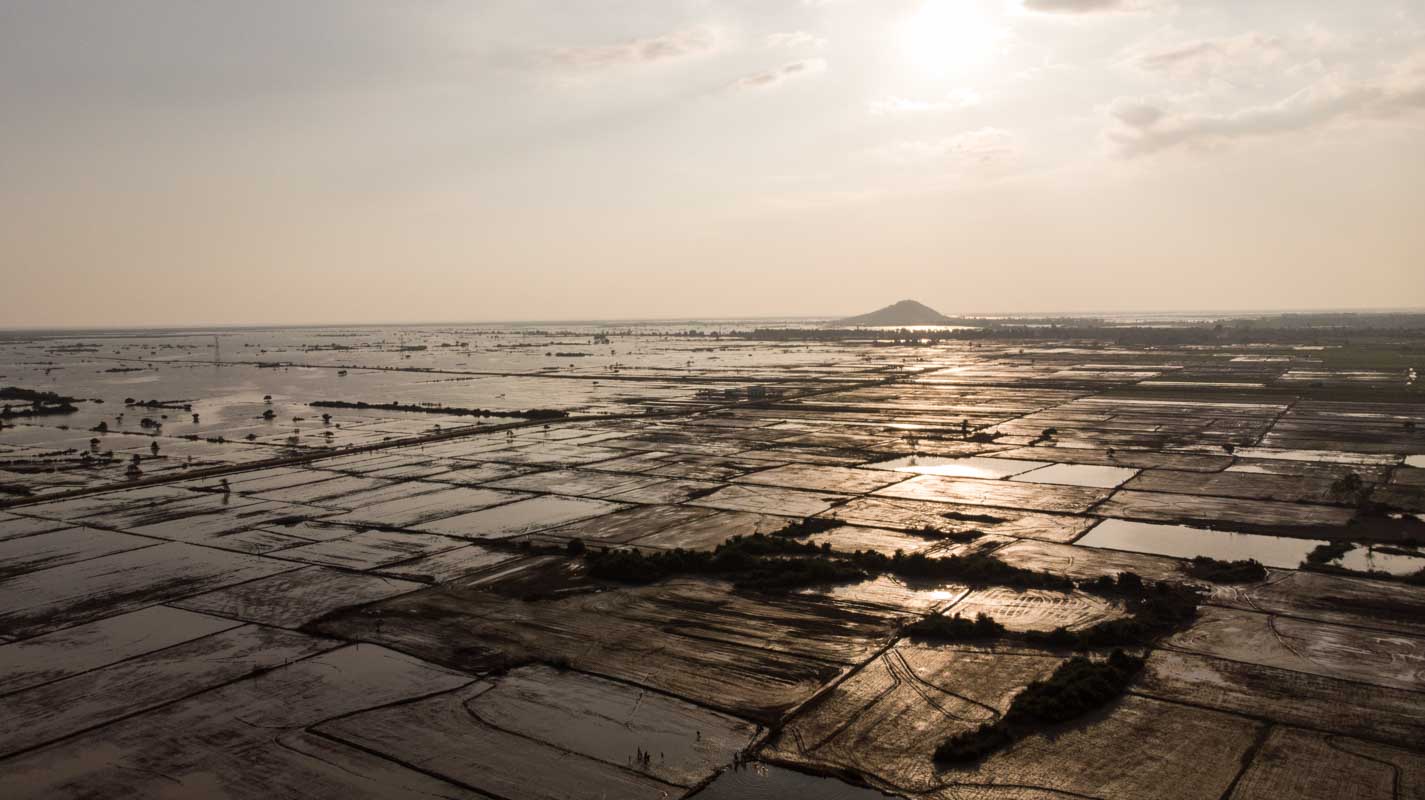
[3,0,1424,326]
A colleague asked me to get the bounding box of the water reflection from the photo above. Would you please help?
[1076,518,1325,569]
[1335,546,1425,577]
[1012,463,1138,489]
[864,455,1049,479]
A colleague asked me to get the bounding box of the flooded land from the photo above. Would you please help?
[1,319,1424,798]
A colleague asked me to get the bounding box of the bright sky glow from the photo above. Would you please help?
[1,0,1423,326]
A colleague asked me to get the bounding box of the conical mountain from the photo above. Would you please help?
[835,299,953,326]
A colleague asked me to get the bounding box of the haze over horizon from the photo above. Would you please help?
[4,0,1425,327]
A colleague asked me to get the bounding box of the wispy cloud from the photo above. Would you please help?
[1021,0,1155,14]
[733,59,827,90]
[765,31,826,50]
[549,28,717,69]
[872,128,1019,166]
[1131,33,1285,77]
[869,89,981,115]
[1106,53,1425,156]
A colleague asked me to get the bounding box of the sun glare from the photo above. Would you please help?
[901,0,1000,75]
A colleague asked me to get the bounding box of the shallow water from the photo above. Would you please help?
[1012,463,1138,488]
[864,455,1049,479]
[1334,546,1425,577]
[691,763,891,799]
[1076,518,1326,569]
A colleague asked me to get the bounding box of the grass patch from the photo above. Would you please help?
[1317,345,1421,372]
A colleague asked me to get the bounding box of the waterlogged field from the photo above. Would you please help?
[0,323,1423,798]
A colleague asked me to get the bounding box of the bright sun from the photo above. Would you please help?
[901,0,1000,75]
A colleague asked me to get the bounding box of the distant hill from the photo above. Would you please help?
[835,299,954,327]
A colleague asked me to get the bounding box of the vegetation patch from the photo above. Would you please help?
[1303,541,1354,565]
[0,386,79,418]
[908,572,1199,651]
[1183,556,1267,583]
[584,533,864,592]
[310,400,568,420]
[934,649,1145,764]
[582,523,1072,594]
[770,517,845,538]
[905,612,1005,641]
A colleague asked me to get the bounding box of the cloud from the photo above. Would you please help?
[733,59,827,90]
[1106,55,1425,156]
[549,28,717,69]
[765,31,826,49]
[1021,0,1153,14]
[869,89,981,115]
[1132,33,1285,77]
[872,127,1018,165]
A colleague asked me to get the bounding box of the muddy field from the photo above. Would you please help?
[1,327,1423,797]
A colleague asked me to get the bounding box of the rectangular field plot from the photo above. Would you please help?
[171,565,424,627]
[874,475,1112,514]
[0,542,298,638]
[311,577,908,723]
[0,605,239,695]
[825,496,1095,542]
[1137,650,1425,746]
[318,665,757,795]
[927,694,1262,800]
[733,464,911,494]
[416,495,626,539]
[769,645,1062,794]
[0,527,158,579]
[0,624,339,757]
[690,484,851,517]
[1164,605,1425,692]
[0,645,476,800]
[276,530,469,570]
[1228,727,1423,800]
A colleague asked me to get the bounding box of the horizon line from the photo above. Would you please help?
[5,304,1425,334]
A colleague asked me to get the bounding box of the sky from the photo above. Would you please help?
[2,0,1424,327]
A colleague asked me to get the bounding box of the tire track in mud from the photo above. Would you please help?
[1150,640,1425,706]
[1249,396,1302,449]
[884,647,1001,721]
[793,672,899,755]
[1217,721,1275,800]
[1262,613,1312,665]
[1326,734,1403,800]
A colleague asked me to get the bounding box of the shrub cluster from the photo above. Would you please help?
[934,649,1145,763]
[905,612,1005,641]
[1183,556,1267,583]
[907,572,1200,651]
[583,529,1073,595]
[310,400,568,420]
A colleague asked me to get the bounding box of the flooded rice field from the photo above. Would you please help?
[1076,518,1329,569]
[1,325,1424,797]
